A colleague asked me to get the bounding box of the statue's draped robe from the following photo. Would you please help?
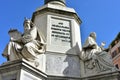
[3,27,45,61]
[2,41,23,61]
[81,36,115,71]
[21,27,45,61]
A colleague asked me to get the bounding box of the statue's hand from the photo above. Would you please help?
[37,40,46,46]
[10,37,14,41]
[101,42,106,47]
[10,37,22,43]
[92,45,97,49]
[22,35,33,43]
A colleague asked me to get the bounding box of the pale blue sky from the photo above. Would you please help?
[0,0,120,64]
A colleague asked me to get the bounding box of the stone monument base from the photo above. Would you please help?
[81,71,120,80]
[0,59,120,80]
[0,59,80,80]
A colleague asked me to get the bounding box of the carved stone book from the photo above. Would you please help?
[8,29,22,40]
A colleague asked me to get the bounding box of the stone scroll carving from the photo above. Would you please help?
[80,32,116,74]
[2,18,46,62]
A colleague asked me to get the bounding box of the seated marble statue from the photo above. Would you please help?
[2,19,45,61]
[80,32,116,72]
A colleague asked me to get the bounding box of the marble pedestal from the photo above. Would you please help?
[31,3,82,78]
[1,1,120,80]
[0,59,120,80]
[0,59,45,80]
[81,71,120,80]
[0,59,81,80]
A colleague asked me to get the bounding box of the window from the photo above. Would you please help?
[112,50,117,58]
[118,46,120,53]
[115,64,119,69]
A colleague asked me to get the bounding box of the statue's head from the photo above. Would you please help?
[23,18,31,31]
[90,32,96,40]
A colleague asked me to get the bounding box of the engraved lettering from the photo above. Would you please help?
[51,18,71,47]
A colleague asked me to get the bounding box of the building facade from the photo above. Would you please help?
[109,32,120,69]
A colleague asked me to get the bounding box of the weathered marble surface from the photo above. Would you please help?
[2,19,46,67]
[1,0,120,80]
[0,59,120,80]
[80,32,117,76]
[32,3,82,78]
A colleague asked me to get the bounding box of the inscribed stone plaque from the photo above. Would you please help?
[51,17,71,47]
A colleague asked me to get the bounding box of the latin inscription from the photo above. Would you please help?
[51,18,71,47]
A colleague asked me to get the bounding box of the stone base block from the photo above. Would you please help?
[81,71,120,80]
[0,59,45,80]
[0,59,120,80]
[0,59,80,80]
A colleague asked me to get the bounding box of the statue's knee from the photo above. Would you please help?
[23,44,29,51]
